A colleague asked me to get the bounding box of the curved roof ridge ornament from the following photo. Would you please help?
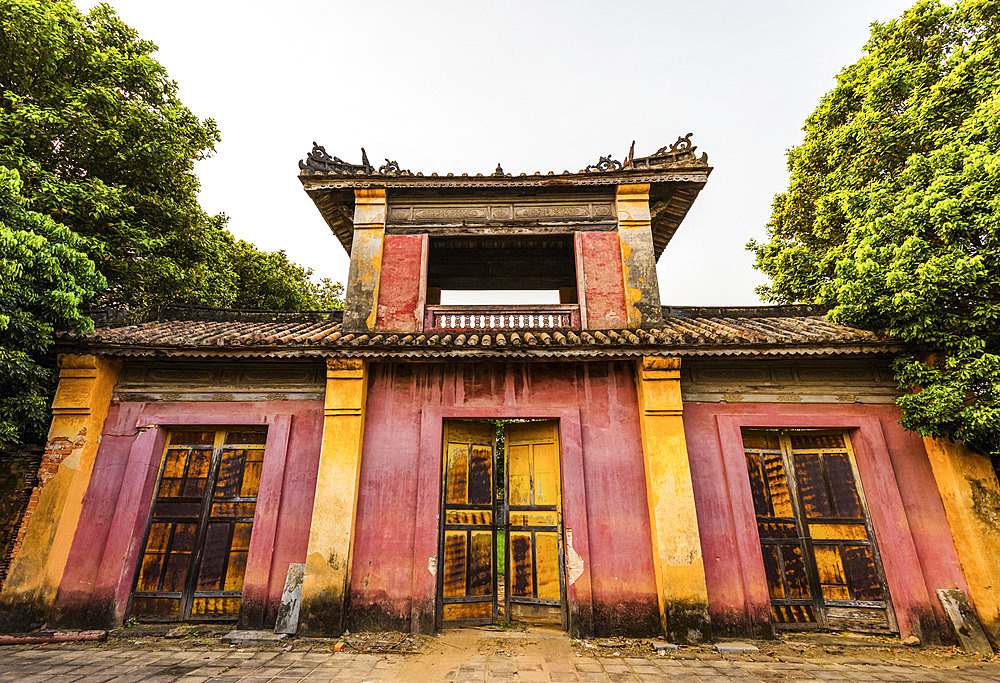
[630,133,709,169]
[299,135,709,177]
[378,159,411,176]
[298,143,375,174]
[584,154,623,173]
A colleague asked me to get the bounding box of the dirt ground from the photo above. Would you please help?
[20,622,993,681]
[99,622,999,667]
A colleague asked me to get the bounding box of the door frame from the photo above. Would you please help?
[713,411,939,641]
[741,428,897,631]
[416,407,594,636]
[435,420,500,627]
[502,420,568,628]
[126,426,270,622]
[91,407,294,628]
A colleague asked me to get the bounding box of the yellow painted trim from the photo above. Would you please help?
[616,184,651,327]
[354,189,386,332]
[299,358,368,634]
[1,353,120,615]
[635,356,710,641]
[922,437,1000,646]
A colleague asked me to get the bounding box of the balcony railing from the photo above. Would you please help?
[425,305,581,332]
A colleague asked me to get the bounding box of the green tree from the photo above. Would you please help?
[0,0,340,310]
[228,239,344,311]
[750,0,1000,460]
[0,168,104,448]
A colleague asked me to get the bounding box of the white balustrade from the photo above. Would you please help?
[426,306,579,331]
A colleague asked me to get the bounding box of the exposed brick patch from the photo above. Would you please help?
[0,448,43,588]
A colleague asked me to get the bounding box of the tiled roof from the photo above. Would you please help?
[63,306,899,360]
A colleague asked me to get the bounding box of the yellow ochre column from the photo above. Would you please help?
[341,188,386,333]
[615,184,663,328]
[922,437,1000,646]
[635,356,711,642]
[298,359,368,635]
[0,353,120,629]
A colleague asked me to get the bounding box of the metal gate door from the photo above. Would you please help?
[438,421,497,626]
[742,429,895,632]
[129,427,266,621]
[504,421,565,626]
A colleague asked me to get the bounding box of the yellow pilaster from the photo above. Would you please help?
[615,184,663,328]
[342,189,386,333]
[635,356,710,642]
[298,359,368,634]
[0,354,120,624]
[922,437,1000,645]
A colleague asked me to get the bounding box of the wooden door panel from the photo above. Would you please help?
[130,428,264,622]
[439,421,496,626]
[504,421,564,626]
[442,531,468,598]
[743,429,895,632]
[534,532,561,601]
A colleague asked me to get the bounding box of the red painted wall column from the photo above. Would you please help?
[574,232,627,330]
[375,234,428,333]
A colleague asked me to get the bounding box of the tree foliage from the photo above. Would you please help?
[0,168,104,448]
[750,0,1000,459]
[0,0,340,310]
[0,0,341,446]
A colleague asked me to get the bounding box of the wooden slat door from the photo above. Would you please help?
[504,420,565,626]
[130,427,266,621]
[743,429,895,632]
[438,420,497,626]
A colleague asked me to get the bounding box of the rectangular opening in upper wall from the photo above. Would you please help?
[440,290,560,305]
[427,236,577,295]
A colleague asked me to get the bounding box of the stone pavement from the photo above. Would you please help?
[0,627,998,682]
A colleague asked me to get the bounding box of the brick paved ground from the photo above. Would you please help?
[0,628,997,682]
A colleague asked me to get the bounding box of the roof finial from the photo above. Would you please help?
[493,163,504,176]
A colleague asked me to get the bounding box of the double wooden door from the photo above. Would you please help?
[129,427,265,621]
[742,429,896,632]
[437,420,565,627]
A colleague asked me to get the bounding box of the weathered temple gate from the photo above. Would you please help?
[2,137,999,649]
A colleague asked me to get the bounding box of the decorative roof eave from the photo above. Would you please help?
[297,135,712,183]
[298,137,712,256]
[59,341,902,362]
[299,168,712,191]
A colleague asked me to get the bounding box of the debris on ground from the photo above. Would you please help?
[571,631,1000,667]
[336,630,424,654]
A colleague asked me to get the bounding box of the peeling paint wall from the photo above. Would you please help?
[615,185,662,328]
[298,360,368,636]
[348,361,659,637]
[635,358,711,643]
[342,189,387,333]
[375,234,427,333]
[683,401,969,643]
[0,355,120,630]
[922,437,1000,646]
[48,400,323,629]
[575,232,627,330]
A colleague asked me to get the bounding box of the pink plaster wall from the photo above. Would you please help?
[348,361,659,636]
[54,400,324,628]
[683,402,969,641]
[575,232,627,330]
[375,234,427,333]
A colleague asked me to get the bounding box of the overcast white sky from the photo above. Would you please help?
[83,0,913,306]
